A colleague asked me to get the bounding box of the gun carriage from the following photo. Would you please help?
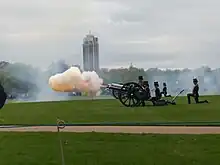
[103,82,150,107]
[102,81,184,107]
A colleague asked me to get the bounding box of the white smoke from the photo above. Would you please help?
[48,67,103,96]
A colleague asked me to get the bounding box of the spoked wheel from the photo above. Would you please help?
[112,89,119,99]
[118,82,145,107]
[112,89,126,100]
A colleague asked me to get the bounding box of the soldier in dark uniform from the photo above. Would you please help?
[0,83,7,109]
[138,76,143,86]
[150,81,175,106]
[161,82,171,97]
[138,76,145,106]
[187,78,208,104]
[143,81,151,100]
[150,82,162,104]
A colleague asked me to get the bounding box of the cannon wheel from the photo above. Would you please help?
[112,89,127,100]
[118,82,145,107]
[112,89,119,99]
[112,83,124,99]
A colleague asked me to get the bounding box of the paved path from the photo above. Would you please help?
[1,126,220,134]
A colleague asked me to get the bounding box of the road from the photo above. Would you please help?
[1,126,220,134]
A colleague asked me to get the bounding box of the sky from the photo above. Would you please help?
[0,0,220,69]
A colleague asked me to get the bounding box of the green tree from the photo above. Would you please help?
[0,62,39,96]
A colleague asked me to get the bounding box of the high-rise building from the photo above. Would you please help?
[82,32,99,72]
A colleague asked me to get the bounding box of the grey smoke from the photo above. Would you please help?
[4,61,73,102]
[150,67,220,96]
[4,61,220,103]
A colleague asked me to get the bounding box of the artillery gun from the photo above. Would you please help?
[102,82,184,107]
[102,82,149,107]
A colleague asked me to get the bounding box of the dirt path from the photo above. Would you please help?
[1,126,220,134]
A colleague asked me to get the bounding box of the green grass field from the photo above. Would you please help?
[0,95,219,124]
[1,132,220,165]
[1,96,220,165]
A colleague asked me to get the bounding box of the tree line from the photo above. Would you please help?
[1,60,220,100]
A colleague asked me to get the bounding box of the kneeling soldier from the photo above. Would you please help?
[187,78,208,104]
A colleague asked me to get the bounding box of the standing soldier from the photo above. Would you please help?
[138,76,144,86]
[187,78,208,104]
[143,81,151,100]
[138,76,145,106]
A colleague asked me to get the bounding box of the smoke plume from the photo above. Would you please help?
[49,67,103,96]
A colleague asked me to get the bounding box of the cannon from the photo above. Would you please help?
[102,82,184,107]
[103,82,149,107]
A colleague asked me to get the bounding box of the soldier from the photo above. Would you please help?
[150,81,175,106]
[187,78,208,104]
[151,82,162,103]
[138,76,143,86]
[138,76,145,106]
[143,81,151,99]
[0,83,7,109]
[161,82,171,97]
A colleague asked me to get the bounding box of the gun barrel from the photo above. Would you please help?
[101,83,123,91]
[111,83,123,88]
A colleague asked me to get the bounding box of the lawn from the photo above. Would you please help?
[0,132,220,165]
[0,95,219,124]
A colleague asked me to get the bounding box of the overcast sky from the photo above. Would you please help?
[0,0,220,69]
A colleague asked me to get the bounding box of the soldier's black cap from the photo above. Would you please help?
[154,81,159,86]
[163,82,166,86]
[193,78,198,82]
[138,76,143,80]
[143,81,149,86]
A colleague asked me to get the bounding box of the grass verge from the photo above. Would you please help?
[0,95,218,124]
[0,132,220,165]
